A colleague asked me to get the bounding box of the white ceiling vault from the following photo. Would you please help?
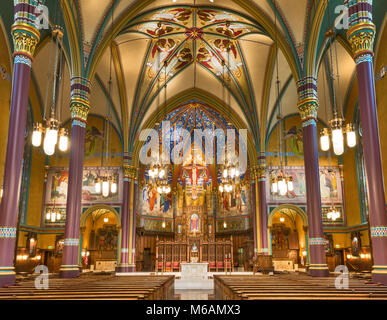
[29,0,363,154]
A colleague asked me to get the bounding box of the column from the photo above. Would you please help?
[59,77,91,278]
[297,76,329,277]
[117,163,137,272]
[250,168,258,258]
[345,0,387,285]
[257,153,269,255]
[0,0,40,288]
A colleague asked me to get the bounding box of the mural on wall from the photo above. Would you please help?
[140,183,173,218]
[266,166,342,204]
[46,167,122,204]
[217,177,249,217]
[216,217,248,232]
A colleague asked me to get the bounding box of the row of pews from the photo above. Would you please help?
[214,273,387,300]
[0,274,175,300]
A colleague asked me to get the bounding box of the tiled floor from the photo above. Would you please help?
[174,289,214,300]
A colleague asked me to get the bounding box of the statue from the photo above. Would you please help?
[190,213,199,232]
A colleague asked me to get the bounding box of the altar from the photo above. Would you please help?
[175,262,213,290]
[181,263,208,280]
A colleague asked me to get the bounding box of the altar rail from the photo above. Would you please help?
[0,274,174,300]
[156,239,234,272]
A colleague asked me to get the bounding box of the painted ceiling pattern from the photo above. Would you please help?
[125,6,263,147]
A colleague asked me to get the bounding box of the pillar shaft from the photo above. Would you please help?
[0,1,39,287]
[117,163,137,273]
[345,0,387,285]
[297,76,329,277]
[250,172,258,258]
[60,77,91,278]
[257,154,269,255]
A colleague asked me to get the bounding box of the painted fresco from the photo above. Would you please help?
[46,167,122,204]
[266,166,342,204]
[218,182,249,216]
[139,184,173,218]
[126,6,261,141]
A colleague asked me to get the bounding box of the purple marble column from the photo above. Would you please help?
[117,170,131,273]
[257,153,269,255]
[0,1,39,287]
[117,163,137,273]
[345,0,387,286]
[297,77,329,277]
[130,180,138,271]
[250,174,258,258]
[59,77,91,278]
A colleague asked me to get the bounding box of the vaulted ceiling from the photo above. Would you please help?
[1,0,386,155]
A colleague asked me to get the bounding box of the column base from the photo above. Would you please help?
[59,266,80,279]
[0,274,15,288]
[309,266,330,277]
[372,272,387,286]
[116,265,136,273]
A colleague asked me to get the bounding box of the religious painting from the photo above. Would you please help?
[266,166,342,204]
[351,232,361,257]
[178,224,182,234]
[190,213,199,232]
[97,225,119,251]
[284,126,304,157]
[46,167,122,205]
[139,184,173,218]
[49,170,68,202]
[84,126,104,158]
[218,183,249,216]
[55,236,64,256]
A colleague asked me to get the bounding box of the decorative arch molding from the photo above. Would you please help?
[131,88,258,167]
[267,204,308,228]
[80,204,121,229]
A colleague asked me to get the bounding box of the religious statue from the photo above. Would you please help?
[190,213,199,232]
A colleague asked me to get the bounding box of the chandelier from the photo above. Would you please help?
[319,11,357,155]
[269,0,292,197]
[94,11,118,198]
[32,26,69,155]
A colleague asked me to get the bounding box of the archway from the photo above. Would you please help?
[268,205,309,271]
[80,205,121,272]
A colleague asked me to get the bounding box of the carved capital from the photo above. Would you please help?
[297,99,318,122]
[12,29,39,61]
[123,165,138,180]
[296,77,319,123]
[71,100,89,123]
[70,77,91,123]
[347,23,375,60]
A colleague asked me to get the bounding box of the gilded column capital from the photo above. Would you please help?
[344,0,375,64]
[12,0,41,62]
[70,77,91,126]
[123,165,138,180]
[347,24,375,62]
[296,77,319,125]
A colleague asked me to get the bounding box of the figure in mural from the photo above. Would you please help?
[191,213,199,232]
[85,126,104,158]
[151,8,191,25]
[148,38,178,77]
[51,171,68,201]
